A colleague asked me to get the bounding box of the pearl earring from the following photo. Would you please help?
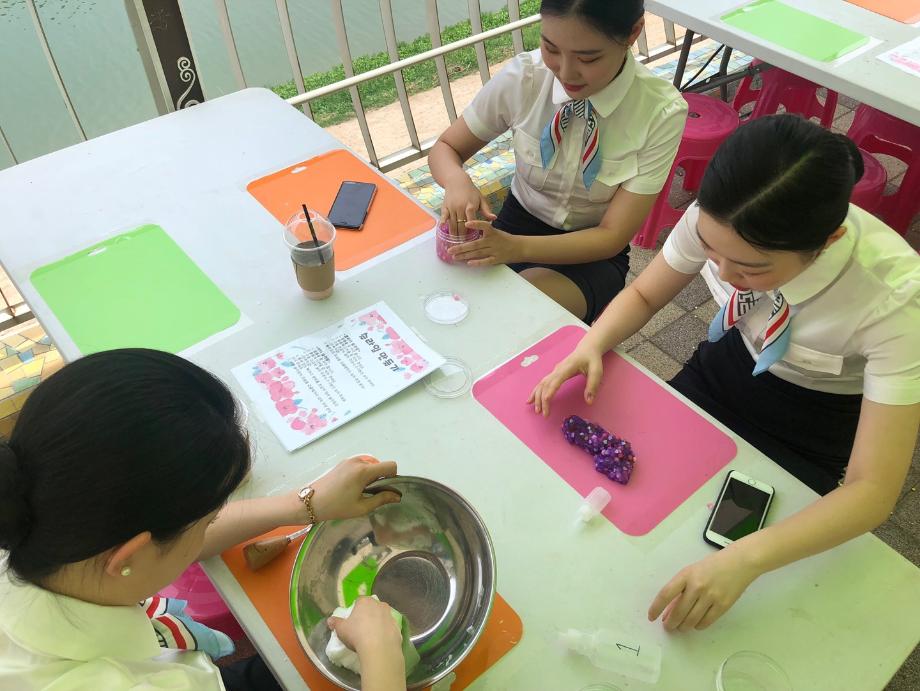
[120,566,132,577]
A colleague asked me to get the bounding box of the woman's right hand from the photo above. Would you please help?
[527,346,604,417]
[440,175,496,237]
[326,597,405,676]
[309,455,400,523]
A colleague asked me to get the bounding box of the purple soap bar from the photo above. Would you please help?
[562,414,616,455]
[594,453,635,485]
[562,414,637,484]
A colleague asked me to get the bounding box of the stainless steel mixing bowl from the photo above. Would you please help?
[289,476,496,689]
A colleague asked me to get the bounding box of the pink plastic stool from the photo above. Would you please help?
[159,563,245,641]
[851,149,887,213]
[634,94,739,249]
[847,104,920,234]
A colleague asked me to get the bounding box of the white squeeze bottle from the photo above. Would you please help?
[558,628,662,684]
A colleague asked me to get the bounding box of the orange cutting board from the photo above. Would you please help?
[222,526,522,689]
[845,0,920,23]
[247,150,436,271]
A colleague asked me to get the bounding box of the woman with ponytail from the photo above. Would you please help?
[531,114,920,631]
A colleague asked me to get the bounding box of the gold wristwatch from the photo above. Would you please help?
[297,485,317,525]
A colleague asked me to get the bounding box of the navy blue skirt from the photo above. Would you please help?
[670,329,862,495]
[494,192,630,323]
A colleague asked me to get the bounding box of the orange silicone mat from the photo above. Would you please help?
[222,526,522,690]
[845,0,920,23]
[247,150,436,271]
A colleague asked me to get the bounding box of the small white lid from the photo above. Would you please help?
[424,291,470,325]
[558,628,588,651]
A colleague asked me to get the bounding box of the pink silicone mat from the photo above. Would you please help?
[472,326,738,536]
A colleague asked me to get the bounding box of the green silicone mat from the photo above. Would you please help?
[722,0,870,62]
[31,224,240,354]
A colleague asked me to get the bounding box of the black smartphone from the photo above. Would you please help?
[703,470,774,549]
[327,180,377,230]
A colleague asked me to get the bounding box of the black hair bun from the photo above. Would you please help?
[836,132,865,184]
[0,444,31,552]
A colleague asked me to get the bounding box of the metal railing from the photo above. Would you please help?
[280,1,697,171]
[0,1,698,327]
[2,1,698,172]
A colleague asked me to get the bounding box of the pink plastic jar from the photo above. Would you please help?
[436,222,482,264]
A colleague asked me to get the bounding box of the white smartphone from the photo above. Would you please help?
[704,470,774,549]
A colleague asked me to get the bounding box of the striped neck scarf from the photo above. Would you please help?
[708,288,793,376]
[540,98,602,189]
[142,595,235,660]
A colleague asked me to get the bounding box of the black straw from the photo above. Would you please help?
[302,203,325,265]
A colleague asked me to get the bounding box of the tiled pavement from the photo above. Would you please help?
[0,43,917,688]
[0,320,63,439]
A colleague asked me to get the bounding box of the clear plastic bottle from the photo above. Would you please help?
[559,628,662,684]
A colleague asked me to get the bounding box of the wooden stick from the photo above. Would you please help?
[243,525,312,571]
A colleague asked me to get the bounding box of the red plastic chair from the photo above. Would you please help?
[679,61,841,194]
[634,93,739,249]
[680,60,842,194]
[733,60,839,127]
[847,104,920,235]
[851,149,887,214]
[683,60,837,192]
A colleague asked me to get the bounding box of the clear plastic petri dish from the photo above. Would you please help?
[716,651,791,691]
[424,356,473,398]
[424,291,470,325]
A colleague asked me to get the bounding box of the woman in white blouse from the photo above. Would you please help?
[429,0,687,323]
[0,350,406,691]
[530,114,920,632]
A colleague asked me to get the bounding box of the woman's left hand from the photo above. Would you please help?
[294,455,400,524]
[448,221,523,266]
[647,545,762,631]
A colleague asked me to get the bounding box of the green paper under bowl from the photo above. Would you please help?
[289,476,496,690]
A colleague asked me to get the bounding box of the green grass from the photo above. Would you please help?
[272,1,542,127]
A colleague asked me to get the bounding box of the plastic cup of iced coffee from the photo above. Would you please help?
[283,209,336,300]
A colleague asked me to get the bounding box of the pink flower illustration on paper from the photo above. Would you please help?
[358,309,387,331]
[251,356,330,438]
[303,409,328,433]
[268,380,294,401]
[391,340,414,356]
[276,399,298,416]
